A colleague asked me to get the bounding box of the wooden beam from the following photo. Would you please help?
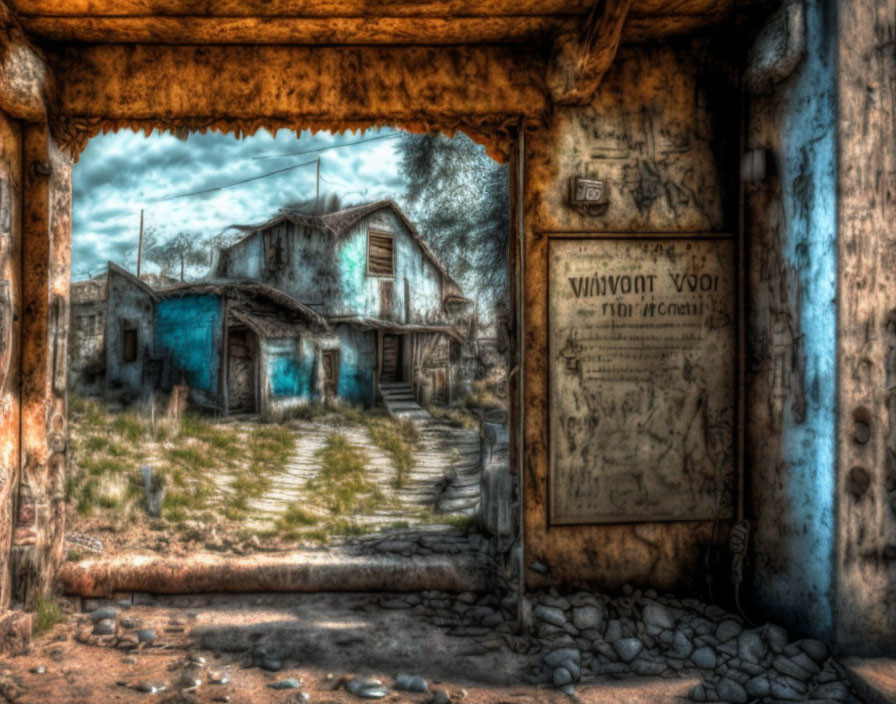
[0,5,52,122]
[11,123,71,609]
[47,44,547,156]
[11,0,593,17]
[19,15,575,44]
[9,0,731,18]
[547,0,632,106]
[0,112,22,614]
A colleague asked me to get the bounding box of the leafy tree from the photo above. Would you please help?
[142,229,211,281]
[397,132,509,307]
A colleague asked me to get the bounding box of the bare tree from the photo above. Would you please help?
[143,230,211,282]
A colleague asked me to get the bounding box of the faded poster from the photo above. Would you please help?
[549,237,735,524]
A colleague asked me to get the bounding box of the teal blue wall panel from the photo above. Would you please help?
[155,294,223,395]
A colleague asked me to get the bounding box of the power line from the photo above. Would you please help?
[153,158,319,202]
[252,133,400,160]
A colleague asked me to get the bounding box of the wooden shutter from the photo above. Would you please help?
[368,231,394,276]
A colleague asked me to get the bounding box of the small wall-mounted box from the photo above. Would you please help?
[568,176,609,215]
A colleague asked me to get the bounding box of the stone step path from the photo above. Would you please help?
[379,382,431,421]
[240,411,483,534]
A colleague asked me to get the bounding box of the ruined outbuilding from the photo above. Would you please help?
[217,199,472,408]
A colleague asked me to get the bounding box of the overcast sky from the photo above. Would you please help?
[71,127,408,279]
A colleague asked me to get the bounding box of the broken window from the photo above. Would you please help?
[368,229,394,277]
[121,322,138,363]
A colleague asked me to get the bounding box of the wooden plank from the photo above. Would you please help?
[11,0,593,18]
[18,16,575,44]
[48,44,546,157]
[9,0,730,18]
[0,113,21,613]
[11,124,71,609]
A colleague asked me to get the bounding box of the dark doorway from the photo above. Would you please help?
[380,334,402,382]
[227,326,257,413]
[322,348,340,400]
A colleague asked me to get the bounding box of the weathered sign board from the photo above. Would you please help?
[548,237,735,524]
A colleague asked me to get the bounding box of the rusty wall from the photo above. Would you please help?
[522,39,739,592]
[10,124,70,608]
[835,0,896,656]
[0,110,21,612]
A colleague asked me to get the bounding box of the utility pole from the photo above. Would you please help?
[316,157,320,204]
[136,209,144,278]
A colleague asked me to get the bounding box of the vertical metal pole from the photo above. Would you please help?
[316,157,321,204]
[136,209,144,278]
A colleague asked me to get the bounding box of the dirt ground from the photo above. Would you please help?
[0,593,699,704]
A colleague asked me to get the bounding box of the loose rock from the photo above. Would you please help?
[135,682,167,694]
[571,605,604,631]
[691,647,717,669]
[92,619,115,636]
[534,605,567,628]
[347,677,389,699]
[715,619,742,643]
[267,679,303,690]
[394,673,428,693]
[552,667,573,687]
[89,607,117,622]
[765,624,788,653]
[612,637,643,664]
[642,602,675,630]
[716,677,748,704]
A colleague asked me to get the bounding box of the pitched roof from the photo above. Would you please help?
[224,199,458,288]
[155,278,327,330]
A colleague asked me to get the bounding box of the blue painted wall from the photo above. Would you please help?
[155,294,224,396]
[333,324,376,406]
[750,0,838,639]
[266,337,316,399]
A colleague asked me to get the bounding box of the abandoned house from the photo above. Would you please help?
[68,200,474,417]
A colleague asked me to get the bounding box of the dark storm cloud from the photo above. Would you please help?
[72,128,408,279]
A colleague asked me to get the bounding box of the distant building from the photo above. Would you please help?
[69,200,474,418]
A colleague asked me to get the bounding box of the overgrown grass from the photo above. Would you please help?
[428,405,478,429]
[33,594,64,635]
[287,403,420,489]
[309,433,383,515]
[67,396,296,530]
[366,417,418,488]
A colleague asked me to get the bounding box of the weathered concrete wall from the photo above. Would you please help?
[103,264,155,400]
[155,294,223,408]
[835,0,896,656]
[744,0,838,642]
[11,124,71,607]
[67,285,105,396]
[522,39,739,592]
[0,110,21,612]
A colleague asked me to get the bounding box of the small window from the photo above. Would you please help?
[368,230,394,277]
[263,225,288,272]
[122,323,138,363]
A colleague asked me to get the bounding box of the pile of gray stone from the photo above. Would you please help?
[524,587,860,703]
